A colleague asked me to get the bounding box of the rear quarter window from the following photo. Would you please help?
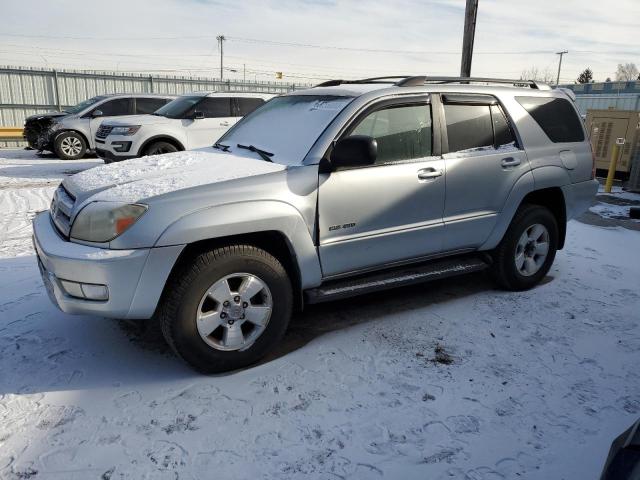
[516,96,584,143]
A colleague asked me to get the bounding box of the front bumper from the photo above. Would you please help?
[95,135,140,162]
[33,211,183,319]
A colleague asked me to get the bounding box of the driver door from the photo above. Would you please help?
[87,98,133,138]
[185,97,234,148]
[318,99,446,278]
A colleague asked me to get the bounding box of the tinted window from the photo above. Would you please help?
[155,96,201,119]
[516,96,584,143]
[96,98,131,116]
[444,104,493,152]
[234,98,265,116]
[491,105,515,146]
[350,104,432,164]
[196,98,231,118]
[136,98,169,114]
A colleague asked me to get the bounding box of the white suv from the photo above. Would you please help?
[94,92,273,163]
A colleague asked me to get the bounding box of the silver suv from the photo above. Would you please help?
[33,76,598,372]
[23,94,175,159]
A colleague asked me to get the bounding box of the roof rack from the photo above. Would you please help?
[314,76,550,90]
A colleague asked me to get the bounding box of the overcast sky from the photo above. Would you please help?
[1,0,638,84]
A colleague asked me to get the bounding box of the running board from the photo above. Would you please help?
[305,255,490,304]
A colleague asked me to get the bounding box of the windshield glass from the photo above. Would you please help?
[219,95,354,165]
[154,96,202,119]
[64,96,107,114]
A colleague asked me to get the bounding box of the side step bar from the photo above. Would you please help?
[305,255,491,304]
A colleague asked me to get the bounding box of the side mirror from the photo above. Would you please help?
[329,135,377,169]
[92,110,103,118]
[193,111,205,120]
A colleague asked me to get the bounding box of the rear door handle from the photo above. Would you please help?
[501,157,521,167]
[220,121,230,127]
[417,168,443,180]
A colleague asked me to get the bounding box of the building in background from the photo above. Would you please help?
[561,81,640,114]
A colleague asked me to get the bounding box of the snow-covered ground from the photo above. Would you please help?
[1,149,639,479]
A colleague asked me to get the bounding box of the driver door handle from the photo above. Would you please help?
[501,157,521,167]
[220,121,230,127]
[417,168,443,180]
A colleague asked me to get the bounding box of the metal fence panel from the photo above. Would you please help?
[574,94,640,114]
[0,66,310,147]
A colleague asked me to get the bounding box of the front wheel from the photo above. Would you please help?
[144,141,178,156]
[54,131,87,160]
[159,245,293,373]
[489,204,558,291]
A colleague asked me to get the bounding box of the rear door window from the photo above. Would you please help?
[135,97,170,114]
[349,104,432,164]
[491,105,516,146]
[444,104,494,152]
[195,98,232,118]
[516,96,584,142]
[96,98,132,116]
[233,98,265,116]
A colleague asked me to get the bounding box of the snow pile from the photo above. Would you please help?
[66,149,286,203]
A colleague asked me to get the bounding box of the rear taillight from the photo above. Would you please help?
[590,144,596,179]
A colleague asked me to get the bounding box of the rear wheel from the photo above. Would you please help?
[54,131,87,160]
[489,204,558,291]
[144,141,178,156]
[159,245,293,373]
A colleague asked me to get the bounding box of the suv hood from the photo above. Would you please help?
[25,111,68,123]
[103,114,173,126]
[64,148,286,203]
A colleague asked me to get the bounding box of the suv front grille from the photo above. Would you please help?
[50,185,76,238]
[96,125,113,139]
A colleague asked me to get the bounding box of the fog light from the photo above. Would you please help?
[81,283,109,301]
[111,141,132,153]
[59,279,109,301]
[60,279,84,298]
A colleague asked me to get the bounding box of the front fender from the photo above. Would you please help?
[155,200,322,289]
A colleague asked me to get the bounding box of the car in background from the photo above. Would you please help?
[23,94,176,160]
[94,92,272,163]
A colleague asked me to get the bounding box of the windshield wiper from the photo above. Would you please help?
[237,144,273,162]
[213,142,231,152]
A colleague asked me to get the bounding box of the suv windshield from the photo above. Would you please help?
[154,96,202,119]
[64,96,107,114]
[219,95,354,165]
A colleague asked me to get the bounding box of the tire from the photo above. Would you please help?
[489,204,558,291]
[53,131,87,160]
[159,245,293,373]
[144,141,178,156]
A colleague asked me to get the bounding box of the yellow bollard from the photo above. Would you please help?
[604,139,624,193]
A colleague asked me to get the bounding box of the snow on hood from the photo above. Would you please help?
[65,149,285,203]
[101,114,172,126]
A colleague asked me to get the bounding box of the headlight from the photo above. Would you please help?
[110,125,141,136]
[49,121,63,131]
[70,202,147,242]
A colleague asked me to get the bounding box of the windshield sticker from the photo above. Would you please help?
[308,99,350,112]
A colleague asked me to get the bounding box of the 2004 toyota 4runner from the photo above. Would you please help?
[33,76,598,372]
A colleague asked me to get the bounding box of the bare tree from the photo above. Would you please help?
[520,66,555,83]
[615,63,639,81]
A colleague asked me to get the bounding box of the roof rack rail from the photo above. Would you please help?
[314,76,413,88]
[397,76,550,89]
[314,76,550,90]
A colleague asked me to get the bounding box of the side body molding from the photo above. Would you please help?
[154,200,323,289]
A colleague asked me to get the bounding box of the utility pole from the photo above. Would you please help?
[555,50,568,86]
[460,0,479,77]
[216,35,226,81]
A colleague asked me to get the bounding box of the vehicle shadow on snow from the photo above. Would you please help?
[0,254,555,394]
